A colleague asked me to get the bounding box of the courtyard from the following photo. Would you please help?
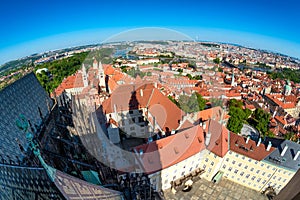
[163,177,268,200]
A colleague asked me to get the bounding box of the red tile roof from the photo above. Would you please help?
[229,132,275,161]
[204,120,229,157]
[102,83,185,131]
[134,125,205,174]
[266,94,296,109]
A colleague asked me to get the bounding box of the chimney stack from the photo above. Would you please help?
[203,122,207,130]
[267,141,272,151]
[205,131,211,146]
[139,149,143,156]
[246,136,250,144]
[140,89,143,97]
[281,144,289,156]
[257,138,261,147]
[294,151,300,161]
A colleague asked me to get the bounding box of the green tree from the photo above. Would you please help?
[227,101,252,134]
[251,108,271,136]
[227,116,244,134]
[195,93,207,111]
[186,74,192,79]
[213,58,220,64]
[228,99,243,109]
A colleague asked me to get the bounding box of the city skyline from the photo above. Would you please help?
[1,0,300,64]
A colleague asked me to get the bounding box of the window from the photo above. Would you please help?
[262,180,266,184]
[240,172,244,176]
[255,161,258,164]
[283,179,287,182]
[262,172,265,176]
[138,117,143,123]
[257,178,261,182]
[211,161,214,166]
[242,156,245,160]
[181,172,185,176]
[229,167,232,172]
[234,169,238,174]
[261,163,264,167]
[203,164,206,169]
[208,168,211,173]
[232,161,236,164]
[130,127,135,131]
[214,154,217,158]
[251,176,256,180]
[246,174,250,178]
[268,182,272,186]
[129,110,133,114]
[267,166,270,169]
[205,158,208,162]
[238,163,242,167]
[278,177,281,181]
[268,174,271,177]
[222,165,226,169]
[244,165,248,169]
[256,170,260,174]
[226,158,229,162]
[248,158,252,162]
[272,176,276,180]
[229,151,232,154]
[189,167,193,172]
[235,154,238,157]
[250,168,254,172]
[164,180,168,184]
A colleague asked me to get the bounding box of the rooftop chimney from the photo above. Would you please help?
[203,122,207,130]
[246,136,250,144]
[281,144,288,156]
[294,151,300,161]
[139,149,144,156]
[140,89,143,97]
[205,131,211,146]
[257,138,262,147]
[266,141,272,151]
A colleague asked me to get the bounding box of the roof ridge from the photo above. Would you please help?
[147,88,155,107]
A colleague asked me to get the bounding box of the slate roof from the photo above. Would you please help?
[263,140,300,171]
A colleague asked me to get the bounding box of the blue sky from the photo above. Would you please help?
[0,0,299,64]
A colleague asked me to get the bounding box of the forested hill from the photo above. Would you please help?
[35,52,88,93]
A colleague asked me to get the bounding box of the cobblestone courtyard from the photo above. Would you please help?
[163,178,268,200]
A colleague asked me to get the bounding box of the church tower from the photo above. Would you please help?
[93,59,98,70]
[82,63,88,87]
[231,70,235,87]
[98,61,106,88]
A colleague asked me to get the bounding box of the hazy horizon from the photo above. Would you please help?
[1,0,300,64]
